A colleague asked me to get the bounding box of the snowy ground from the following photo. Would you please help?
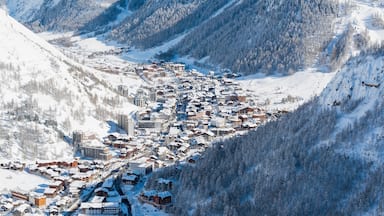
[238,69,335,111]
[122,179,168,216]
[0,169,49,193]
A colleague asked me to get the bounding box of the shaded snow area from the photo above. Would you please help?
[0,9,136,161]
[5,0,46,22]
[122,178,168,216]
[319,54,384,141]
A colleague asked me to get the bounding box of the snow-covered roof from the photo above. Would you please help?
[80,202,119,209]
[122,174,138,181]
[157,191,172,199]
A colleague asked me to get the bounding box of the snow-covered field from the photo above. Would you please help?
[238,69,335,111]
[0,169,48,192]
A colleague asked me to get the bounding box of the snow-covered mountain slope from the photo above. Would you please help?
[0,9,134,161]
[5,0,123,32]
[316,49,384,158]
[5,0,47,22]
[109,0,338,75]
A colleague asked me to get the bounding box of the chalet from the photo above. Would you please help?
[11,190,29,201]
[211,117,226,128]
[225,94,246,103]
[36,160,78,168]
[49,181,64,192]
[242,122,258,129]
[112,141,130,149]
[56,196,71,210]
[157,179,173,190]
[49,206,59,215]
[187,110,205,120]
[140,190,157,202]
[154,191,172,205]
[13,204,31,216]
[201,131,215,142]
[106,134,118,142]
[53,176,71,186]
[7,161,24,171]
[168,142,181,151]
[178,143,190,154]
[228,116,242,128]
[69,181,85,197]
[72,172,94,182]
[233,106,254,115]
[122,174,139,185]
[78,165,89,173]
[95,187,109,197]
[33,196,46,208]
[252,113,267,121]
[119,148,127,158]
[44,187,58,198]
[125,148,138,159]
[190,136,208,147]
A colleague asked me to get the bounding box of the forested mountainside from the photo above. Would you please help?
[109,0,229,49]
[146,47,384,215]
[110,0,338,75]
[6,0,339,75]
[0,9,128,161]
[6,0,126,32]
[172,0,338,75]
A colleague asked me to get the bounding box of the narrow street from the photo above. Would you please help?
[115,173,132,216]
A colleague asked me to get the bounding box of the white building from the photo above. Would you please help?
[79,202,120,215]
[118,114,135,136]
[129,157,153,176]
[134,89,148,107]
[117,85,129,97]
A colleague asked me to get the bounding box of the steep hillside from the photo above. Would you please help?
[6,0,123,32]
[171,0,338,75]
[0,9,131,161]
[146,48,384,215]
[109,0,229,49]
[109,0,338,75]
[5,0,47,22]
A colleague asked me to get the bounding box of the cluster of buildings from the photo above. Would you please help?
[0,158,126,215]
[0,62,279,214]
[111,62,270,167]
[66,62,274,211]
